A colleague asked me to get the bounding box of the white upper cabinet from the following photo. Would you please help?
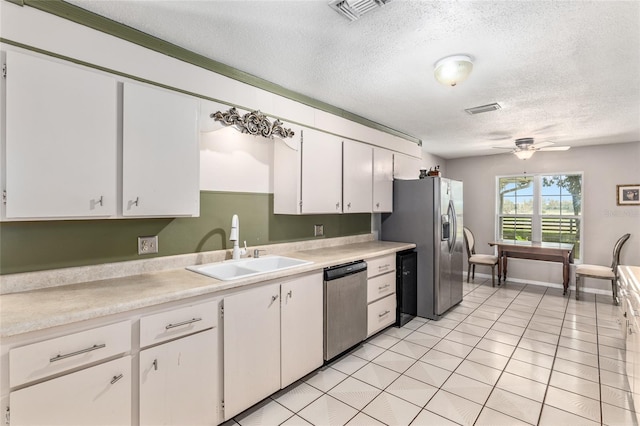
[373,148,394,213]
[122,82,199,217]
[343,140,373,213]
[274,127,342,214]
[4,51,117,219]
[301,129,343,214]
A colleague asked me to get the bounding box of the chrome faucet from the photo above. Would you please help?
[229,214,247,260]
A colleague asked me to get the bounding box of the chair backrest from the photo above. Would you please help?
[463,226,475,258]
[611,233,631,271]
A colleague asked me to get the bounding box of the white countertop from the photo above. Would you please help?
[0,240,415,337]
[619,265,640,294]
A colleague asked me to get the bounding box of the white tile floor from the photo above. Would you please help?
[223,279,639,425]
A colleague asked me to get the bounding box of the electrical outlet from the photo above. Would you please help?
[314,224,324,237]
[138,236,158,255]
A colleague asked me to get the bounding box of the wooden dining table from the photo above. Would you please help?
[489,240,575,295]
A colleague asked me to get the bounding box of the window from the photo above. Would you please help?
[497,173,582,259]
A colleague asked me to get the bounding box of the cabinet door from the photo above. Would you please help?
[281,273,324,388]
[223,283,281,419]
[122,82,199,217]
[300,129,342,214]
[373,148,393,212]
[139,329,218,426]
[5,51,117,219]
[10,356,131,426]
[343,140,373,213]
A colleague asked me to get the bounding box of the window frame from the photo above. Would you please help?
[495,172,584,260]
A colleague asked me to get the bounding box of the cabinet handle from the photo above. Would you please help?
[133,196,139,207]
[97,195,103,206]
[110,374,124,385]
[165,317,202,330]
[379,264,390,271]
[336,202,340,209]
[271,295,279,302]
[378,310,390,318]
[152,359,158,371]
[287,290,293,298]
[376,202,380,208]
[378,284,391,291]
[347,202,352,209]
[50,343,106,363]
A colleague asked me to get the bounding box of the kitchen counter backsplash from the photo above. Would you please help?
[1,234,376,295]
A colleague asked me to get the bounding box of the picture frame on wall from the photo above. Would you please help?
[616,184,640,206]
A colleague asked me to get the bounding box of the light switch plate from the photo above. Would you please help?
[314,224,324,237]
[138,236,158,255]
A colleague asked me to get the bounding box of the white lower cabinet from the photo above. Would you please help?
[281,274,324,388]
[139,329,218,426]
[223,273,323,420]
[10,356,131,426]
[138,299,220,426]
[367,254,397,337]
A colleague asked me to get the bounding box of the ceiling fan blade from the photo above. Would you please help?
[531,141,554,149]
[539,146,570,151]
[492,146,515,150]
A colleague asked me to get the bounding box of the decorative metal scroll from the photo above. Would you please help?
[211,107,295,139]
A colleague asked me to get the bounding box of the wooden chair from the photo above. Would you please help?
[575,233,630,304]
[463,227,499,287]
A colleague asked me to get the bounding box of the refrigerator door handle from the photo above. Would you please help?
[448,200,457,253]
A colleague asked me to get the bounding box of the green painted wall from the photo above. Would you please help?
[0,192,371,275]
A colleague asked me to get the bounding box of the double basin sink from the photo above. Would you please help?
[187,256,313,281]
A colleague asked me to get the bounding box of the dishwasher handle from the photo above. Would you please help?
[324,260,367,281]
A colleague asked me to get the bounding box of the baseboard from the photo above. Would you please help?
[468,272,613,296]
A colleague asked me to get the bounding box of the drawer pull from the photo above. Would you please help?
[110,374,124,385]
[378,284,391,291]
[152,359,158,371]
[378,310,391,318]
[165,317,202,330]
[49,343,106,363]
[378,264,390,271]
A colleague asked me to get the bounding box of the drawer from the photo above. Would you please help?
[140,299,218,348]
[367,294,396,337]
[367,272,396,303]
[367,254,395,279]
[10,320,131,388]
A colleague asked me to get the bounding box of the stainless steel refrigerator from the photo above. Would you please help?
[381,177,463,320]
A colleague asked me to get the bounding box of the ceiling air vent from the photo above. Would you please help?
[464,103,502,115]
[329,0,390,21]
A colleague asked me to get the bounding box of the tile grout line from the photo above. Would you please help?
[474,282,553,426]
[534,285,571,425]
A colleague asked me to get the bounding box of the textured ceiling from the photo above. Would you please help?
[65,0,640,159]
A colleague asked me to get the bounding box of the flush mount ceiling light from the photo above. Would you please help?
[434,55,474,87]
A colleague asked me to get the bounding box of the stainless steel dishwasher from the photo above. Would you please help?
[324,260,368,361]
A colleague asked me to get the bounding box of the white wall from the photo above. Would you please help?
[200,127,274,193]
[446,142,640,293]
[394,152,447,180]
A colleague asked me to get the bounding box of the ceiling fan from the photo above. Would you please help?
[493,138,570,160]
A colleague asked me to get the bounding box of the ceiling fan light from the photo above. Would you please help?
[434,55,473,86]
[514,150,534,160]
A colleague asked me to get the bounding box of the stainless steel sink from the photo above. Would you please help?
[187,256,313,281]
